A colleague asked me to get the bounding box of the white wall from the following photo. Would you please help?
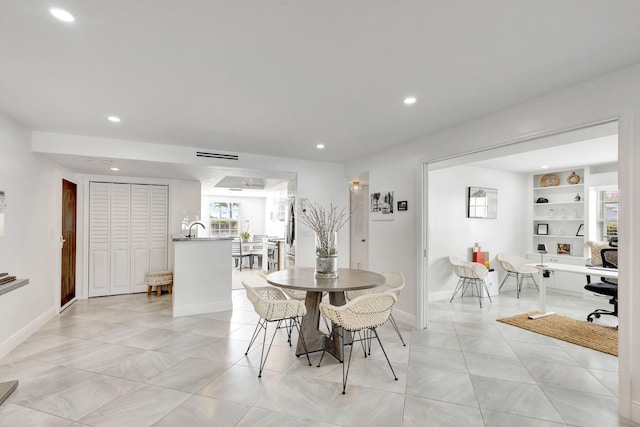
[345,62,640,422]
[264,191,287,238]
[428,165,529,300]
[0,113,66,358]
[32,134,349,269]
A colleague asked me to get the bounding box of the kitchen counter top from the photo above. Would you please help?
[172,237,233,242]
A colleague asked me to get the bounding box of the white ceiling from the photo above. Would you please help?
[2,0,640,170]
[469,123,618,174]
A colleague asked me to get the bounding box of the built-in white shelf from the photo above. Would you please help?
[534,201,584,206]
[533,184,584,191]
[533,234,583,239]
[0,279,29,297]
[534,218,584,221]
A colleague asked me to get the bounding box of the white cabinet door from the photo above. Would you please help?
[89,182,168,296]
[110,183,131,295]
[130,185,151,293]
[89,182,110,297]
[149,185,168,272]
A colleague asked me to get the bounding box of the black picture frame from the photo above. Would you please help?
[397,201,408,211]
[576,223,584,237]
[537,223,549,235]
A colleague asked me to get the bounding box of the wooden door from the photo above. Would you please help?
[61,179,77,307]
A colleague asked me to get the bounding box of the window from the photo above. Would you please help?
[209,201,240,237]
[597,189,618,241]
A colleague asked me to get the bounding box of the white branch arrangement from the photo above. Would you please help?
[298,201,350,257]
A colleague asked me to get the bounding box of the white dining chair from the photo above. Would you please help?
[449,256,492,308]
[496,252,539,298]
[317,292,398,394]
[344,272,406,346]
[243,282,311,377]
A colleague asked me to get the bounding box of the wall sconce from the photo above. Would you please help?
[537,243,548,267]
[350,181,361,193]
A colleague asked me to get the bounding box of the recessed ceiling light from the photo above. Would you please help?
[110,167,120,171]
[108,116,121,123]
[541,165,549,169]
[316,143,325,149]
[403,96,417,105]
[49,7,75,23]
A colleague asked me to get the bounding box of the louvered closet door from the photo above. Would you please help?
[130,185,151,293]
[110,183,131,295]
[89,182,110,297]
[149,185,168,272]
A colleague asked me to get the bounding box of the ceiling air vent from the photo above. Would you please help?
[196,151,239,161]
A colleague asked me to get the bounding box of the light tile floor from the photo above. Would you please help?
[0,283,637,426]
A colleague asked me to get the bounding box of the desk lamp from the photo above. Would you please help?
[537,243,548,267]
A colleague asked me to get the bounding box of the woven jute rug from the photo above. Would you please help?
[497,312,618,356]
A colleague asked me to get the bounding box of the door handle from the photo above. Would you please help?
[361,239,366,242]
[60,236,66,248]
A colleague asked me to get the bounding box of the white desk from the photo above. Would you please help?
[531,262,618,319]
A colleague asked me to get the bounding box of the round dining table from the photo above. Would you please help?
[266,267,385,359]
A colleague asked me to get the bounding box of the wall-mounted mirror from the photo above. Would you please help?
[467,187,497,219]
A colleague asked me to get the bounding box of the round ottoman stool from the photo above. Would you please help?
[145,271,173,296]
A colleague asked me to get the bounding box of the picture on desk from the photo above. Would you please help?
[557,243,571,255]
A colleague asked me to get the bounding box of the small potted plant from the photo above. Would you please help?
[240,220,250,242]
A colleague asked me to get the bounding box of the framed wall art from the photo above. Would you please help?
[467,187,497,219]
[537,223,549,235]
[370,190,394,221]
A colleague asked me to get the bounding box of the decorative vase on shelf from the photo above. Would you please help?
[315,232,338,278]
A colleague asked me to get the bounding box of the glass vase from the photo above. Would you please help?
[315,232,338,278]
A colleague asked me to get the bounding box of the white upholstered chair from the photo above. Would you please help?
[496,252,539,298]
[449,256,492,308]
[317,292,398,394]
[243,282,311,377]
[345,272,406,346]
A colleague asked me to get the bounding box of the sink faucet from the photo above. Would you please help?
[188,222,205,238]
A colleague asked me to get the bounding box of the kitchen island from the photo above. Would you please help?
[172,237,232,317]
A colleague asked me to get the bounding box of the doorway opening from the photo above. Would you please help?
[421,120,619,327]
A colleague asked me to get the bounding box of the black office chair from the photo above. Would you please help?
[584,248,618,322]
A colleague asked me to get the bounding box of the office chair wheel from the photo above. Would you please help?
[587,318,594,322]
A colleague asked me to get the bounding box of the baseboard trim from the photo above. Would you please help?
[429,290,453,301]
[391,308,416,328]
[629,399,640,424]
[172,301,232,317]
[0,307,57,360]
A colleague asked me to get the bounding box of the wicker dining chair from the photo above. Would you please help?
[317,292,398,394]
[344,272,406,346]
[243,282,311,377]
[496,252,539,298]
[449,256,492,308]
